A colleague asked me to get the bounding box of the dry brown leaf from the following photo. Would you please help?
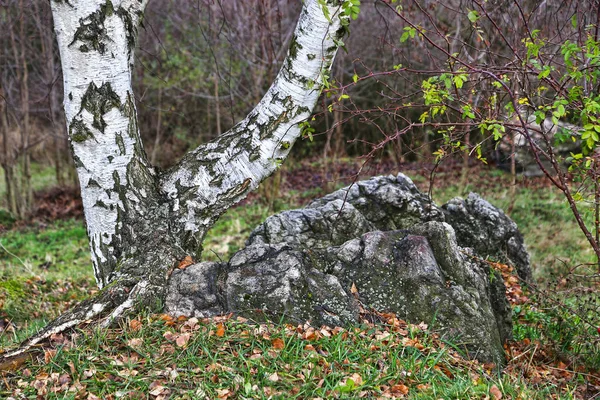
[158,314,175,326]
[127,338,143,347]
[332,327,345,335]
[176,333,191,348]
[215,323,226,337]
[490,384,503,400]
[182,317,199,332]
[50,333,68,345]
[267,372,279,382]
[391,383,409,395]
[149,384,167,396]
[129,319,142,331]
[272,338,285,350]
[159,344,175,355]
[348,373,363,386]
[375,331,391,341]
[304,328,318,341]
[177,255,194,270]
[44,349,57,364]
[320,328,331,338]
[83,368,96,378]
[350,283,358,294]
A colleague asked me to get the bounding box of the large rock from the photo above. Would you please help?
[166,173,530,365]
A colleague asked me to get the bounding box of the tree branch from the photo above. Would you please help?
[160,0,347,246]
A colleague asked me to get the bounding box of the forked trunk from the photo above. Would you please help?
[1,0,348,359]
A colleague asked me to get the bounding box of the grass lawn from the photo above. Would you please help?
[1,161,599,398]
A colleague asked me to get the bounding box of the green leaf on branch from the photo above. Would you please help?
[467,10,479,24]
[400,27,416,43]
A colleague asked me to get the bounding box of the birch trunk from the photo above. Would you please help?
[2,0,348,358]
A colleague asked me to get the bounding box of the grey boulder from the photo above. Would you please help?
[166,173,529,365]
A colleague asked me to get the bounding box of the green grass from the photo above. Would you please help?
[0,219,94,347]
[0,219,91,282]
[203,203,291,263]
[0,315,587,399]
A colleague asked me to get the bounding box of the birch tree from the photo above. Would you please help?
[3,0,352,358]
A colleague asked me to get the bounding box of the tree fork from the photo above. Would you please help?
[0,0,349,362]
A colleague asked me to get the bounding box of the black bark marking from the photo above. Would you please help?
[80,82,121,133]
[116,7,136,57]
[289,35,302,59]
[70,1,114,54]
[69,117,95,143]
[116,133,126,155]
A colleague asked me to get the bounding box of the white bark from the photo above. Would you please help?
[51,0,153,287]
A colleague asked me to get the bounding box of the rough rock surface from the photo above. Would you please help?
[166,174,530,364]
[443,193,532,281]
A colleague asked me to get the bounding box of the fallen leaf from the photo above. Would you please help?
[320,328,331,338]
[44,349,57,364]
[490,384,502,400]
[350,283,358,294]
[178,256,194,270]
[83,368,97,378]
[304,327,318,341]
[182,317,199,332]
[127,338,143,347]
[158,314,175,326]
[57,373,71,386]
[149,384,167,396]
[129,319,142,331]
[176,333,191,347]
[272,338,285,350]
[215,323,225,337]
[349,373,363,385]
[267,372,279,382]
[391,383,409,395]
[160,344,175,355]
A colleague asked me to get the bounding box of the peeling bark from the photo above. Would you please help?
[0,0,348,361]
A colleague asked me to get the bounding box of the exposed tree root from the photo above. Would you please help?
[0,279,158,367]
